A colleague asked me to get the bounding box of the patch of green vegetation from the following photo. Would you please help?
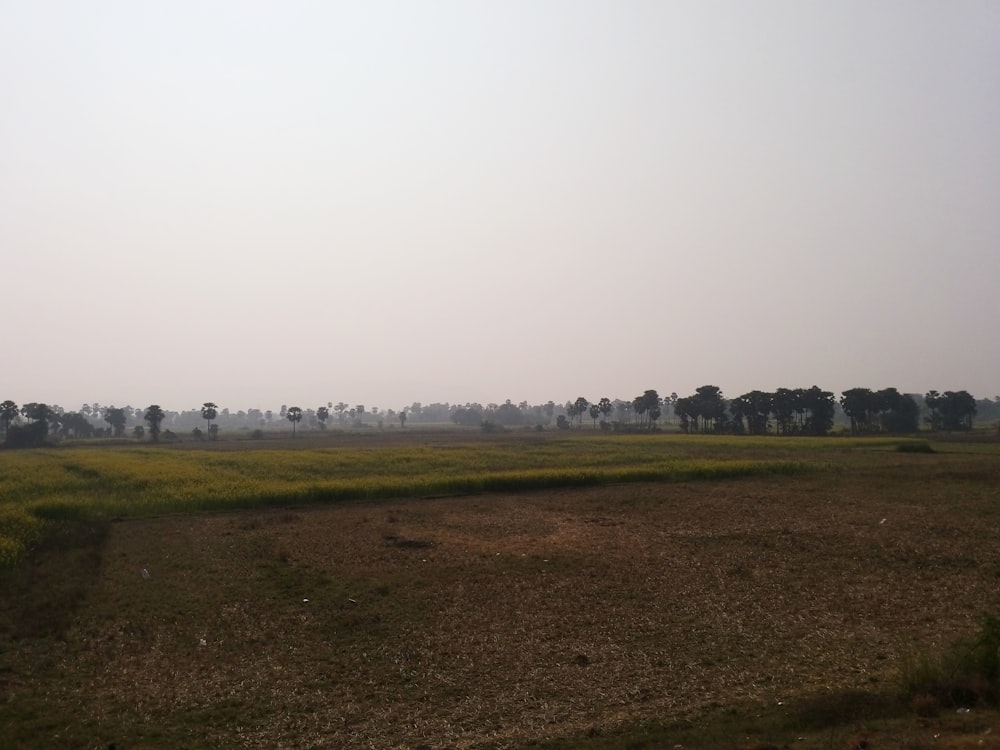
[900,613,1000,711]
[895,439,937,453]
[0,437,818,571]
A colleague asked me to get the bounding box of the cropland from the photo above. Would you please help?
[1,429,999,749]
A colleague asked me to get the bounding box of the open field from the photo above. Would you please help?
[1,430,1000,748]
[0,432,811,567]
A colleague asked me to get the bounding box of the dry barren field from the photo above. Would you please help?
[2,440,1000,749]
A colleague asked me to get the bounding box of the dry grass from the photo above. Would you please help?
[1,436,1000,748]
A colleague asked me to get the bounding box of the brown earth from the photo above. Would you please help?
[3,463,1000,749]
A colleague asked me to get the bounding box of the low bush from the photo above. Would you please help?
[896,440,935,454]
[900,614,1000,708]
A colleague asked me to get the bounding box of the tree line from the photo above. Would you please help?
[556,387,985,436]
[0,386,995,447]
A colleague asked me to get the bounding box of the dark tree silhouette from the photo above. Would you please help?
[21,403,55,437]
[451,404,484,427]
[731,390,772,435]
[639,390,660,429]
[924,390,942,431]
[105,407,128,438]
[841,387,918,434]
[286,406,303,437]
[878,388,920,433]
[674,396,696,433]
[0,400,19,437]
[144,405,165,442]
[694,385,726,433]
[935,390,977,430]
[801,386,836,435]
[597,397,613,425]
[840,387,875,435]
[771,388,800,435]
[60,412,95,439]
[494,401,523,427]
[201,402,219,439]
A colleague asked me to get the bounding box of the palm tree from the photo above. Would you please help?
[924,390,942,431]
[640,390,660,430]
[937,390,977,431]
[732,390,772,435]
[287,406,303,438]
[802,386,835,436]
[840,387,875,435]
[773,388,798,435]
[334,402,348,424]
[144,405,165,442]
[632,395,647,427]
[0,400,19,437]
[597,397,613,425]
[201,402,219,438]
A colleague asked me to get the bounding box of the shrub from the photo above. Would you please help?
[900,614,1000,708]
[896,440,935,454]
[251,429,264,440]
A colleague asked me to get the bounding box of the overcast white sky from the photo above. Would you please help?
[2,1,998,413]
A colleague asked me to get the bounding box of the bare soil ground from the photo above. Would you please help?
[2,456,1000,749]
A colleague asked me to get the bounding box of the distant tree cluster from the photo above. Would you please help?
[537,386,988,438]
[924,390,978,431]
[0,385,994,448]
[728,386,837,436]
[839,388,920,434]
[668,385,980,437]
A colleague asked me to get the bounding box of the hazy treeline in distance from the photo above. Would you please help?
[1,384,997,448]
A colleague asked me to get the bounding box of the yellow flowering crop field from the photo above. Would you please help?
[0,432,826,568]
[0,430,979,569]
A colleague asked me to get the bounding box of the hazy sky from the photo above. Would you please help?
[2,1,998,413]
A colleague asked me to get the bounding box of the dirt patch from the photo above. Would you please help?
[2,471,1000,749]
